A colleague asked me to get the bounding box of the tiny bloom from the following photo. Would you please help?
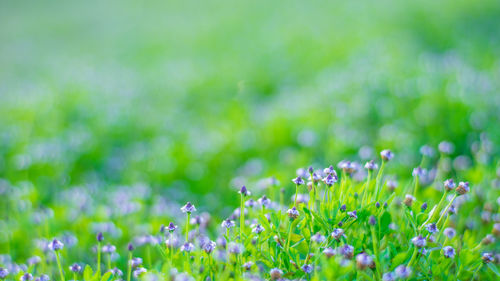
[382,272,396,281]
[481,234,495,245]
[27,256,41,265]
[102,244,116,253]
[309,173,322,184]
[482,253,494,264]
[287,207,300,220]
[356,253,374,270]
[167,222,177,232]
[364,160,378,171]
[258,196,271,208]
[308,166,314,174]
[35,275,49,281]
[221,219,236,229]
[426,223,438,234]
[129,257,143,267]
[228,242,243,255]
[181,202,196,213]
[0,268,8,279]
[239,185,251,196]
[340,204,346,212]
[376,202,381,208]
[48,239,64,251]
[456,182,470,195]
[311,233,325,243]
[442,246,455,258]
[302,264,313,274]
[411,235,427,248]
[203,241,216,254]
[180,242,195,252]
[444,227,456,239]
[412,167,426,178]
[369,216,376,226]
[96,232,104,242]
[323,247,335,258]
[386,180,398,192]
[420,145,434,157]
[394,265,412,279]
[403,194,415,207]
[339,244,354,259]
[347,210,357,219]
[420,202,428,211]
[338,160,357,174]
[243,261,253,271]
[438,141,454,154]
[127,243,134,251]
[69,263,81,273]
[331,228,345,240]
[109,268,123,276]
[292,176,305,186]
[493,223,500,236]
[323,165,337,176]
[380,149,394,162]
[444,179,456,191]
[252,224,265,234]
[133,267,147,278]
[270,268,283,280]
[20,273,33,281]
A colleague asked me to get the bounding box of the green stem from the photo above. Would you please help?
[97,242,101,277]
[471,263,483,280]
[55,251,65,281]
[408,247,419,267]
[170,233,174,265]
[361,171,372,207]
[285,221,293,252]
[127,252,132,281]
[436,194,457,228]
[186,213,191,242]
[413,176,419,198]
[374,161,386,202]
[107,254,111,271]
[294,184,299,207]
[420,191,448,231]
[370,226,382,281]
[240,195,245,241]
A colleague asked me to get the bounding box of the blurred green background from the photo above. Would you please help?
[1,0,500,211]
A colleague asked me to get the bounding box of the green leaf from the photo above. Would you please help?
[83,265,93,281]
[487,263,500,276]
[100,271,112,281]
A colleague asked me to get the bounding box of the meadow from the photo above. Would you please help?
[1,0,500,280]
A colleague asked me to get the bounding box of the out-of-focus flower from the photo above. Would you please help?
[181,202,196,213]
[48,239,64,251]
[443,246,455,258]
[380,149,394,162]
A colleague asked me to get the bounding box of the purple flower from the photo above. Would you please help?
[364,160,378,171]
[420,145,435,157]
[109,268,123,276]
[181,242,195,252]
[331,228,344,240]
[127,243,134,251]
[482,253,494,263]
[167,222,177,233]
[20,273,33,281]
[69,263,81,273]
[356,253,374,270]
[412,167,426,178]
[382,272,395,281]
[323,247,335,258]
[287,207,299,220]
[203,240,216,254]
[302,264,313,274]
[27,256,41,266]
[338,160,358,174]
[426,223,438,234]
[444,227,456,239]
[323,165,337,176]
[456,181,470,195]
[292,176,305,186]
[228,242,243,255]
[96,232,104,242]
[129,257,143,267]
[340,204,346,212]
[181,202,196,213]
[239,186,251,196]
[245,199,256,208]
[257,196,271,208]
[323,174,337,186]
[311,233,325,243]
[347,210,357,219]
[369,216,376,226]
[339,244,354,259]
[444,179,456,191]
[102,244,116,254]
[252,224,265,235]
[394,265,412,279]
[438,141,454,154]
[270,268,283,280]
[221,219,236,229]
[48,239,64,251]
[403,194,415,207]
[243,261,253,271]
[34,275,49,281]
[380,149,394,162]
[411,235,426,248]
[0,268,8,279]
[420,202,428,211]
[133,267,147,278]
[442,246,455,258]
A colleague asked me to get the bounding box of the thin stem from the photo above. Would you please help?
[436,194,457,228]
[374,161,386,202]
[240,194,245,241]
[413,176,419,198]
[361,171,372,207]
[408,247,419,266]
[170,233,174,265]
[294,184,299,207]
[186,213,191,242]
[285,220,293,252]
[107,253,111,271]
[370,226,382,281]
[127,252,132,281]
[97,241,101,277]
[55,251,65,281]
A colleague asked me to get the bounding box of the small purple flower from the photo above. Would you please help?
[438,141,454,154]
[493,223,500,236]
[444,227,456,239]
[442,246,455,258]
[311,233,325,243]
[228,242,243,255]
[96,232,104,242]
[181,202,196,213]
[323,165,337,176]
[394,265,412,279]
[382,272,395,281]
[127,243,134,251]
[411,235,426,248]
[27,256,41,266]
[243,261,253,271]
[323,174,337,186]
[340,204,346,212]
[302,264,313,274]
[386,180,397,192]
[239,185,251,196]
[420,145,435,157]
[167,222,177,232]
[444,179,456,191]
[420,202,428,211]
[133,267,147,278]
[34,275,49,281]
[482,253,494,263]
[270,268,283,280]
[245,199,256,208]
[221,218,236,229]
[426,223,438,234]
[69,263,81,273]
[380,149,394,162]
[364,160,378,171]
[0,268,8,279]
[252,224,265,235]
[323,247,335,258]
[48,239,64,251]
[375,202,381,208]
[339,244,354,259]
[347,210,357,219]
[109,268,123,276]
[203,240,216,254]
[292,176,305,186]
[456,181,470,195]
[338,160,357,174]
[356,253,374,270]
[102,244,116,254]
[412,167,426,178]
[129,257,143,267]
[20,273,33,281]
[258,196,271,208]
[331,228,344,240]
[287,207,300,220]
[369,215,376,226]
[180,242,195,252]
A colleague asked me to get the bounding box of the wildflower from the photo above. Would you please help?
[420,145,435,157]
[380,149,394,162]
[252,224,265,234]
[239,186,251,197]
[493,223,500,236]
[386,180,397,192]
[243,261,253,271]
[323,165,337,176]
[403,194,415,207]
[347,210,357,219]
[0,268,8,279]
[129,257,143,267]
[27,256,41,266]
[438,141,454,154]
[180,242,195,252]
[311,233,325,243]
[426,223,438,234]
[221,219,235,229]
[69,263,81,273]
[323,247,335,258]
[442,246,455,258]
[245,199,256,208]
[338,160,357,174]
[339,244,354,259]
[412,167,426,178]
[109,268,122,276]
[181,202,196,213]
[167,222,177,233]
[356,253,374,270]
[270,268,283,280]
[394,265,412,279]
[216,236,227,249]
[47,239,64,251]
[20,273,33,281]
[340,204,346,212]
[287,207,299,220]
[444,227,456,239]
[133,267,147,278]
[203,240,216,254]
[481,234,495,245]
[369,216,376,226]
[456,182,469,195]
[228,242,243,255]
[331,228,345,240]
[382,272,395,281]
[257,196,271,208]
[309,172,322,184]
[364,160,378,171]
[444,179,456,191]
[302,264,313,274]
[102,244,116,253]
[127,243,134,251]
[482,253,494,263]
[292,176,305,186]
[420,202,428,211]
[96,232,104,242]
[376,202,381,208]
[411,235,426,248]
[34,275,49,281]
